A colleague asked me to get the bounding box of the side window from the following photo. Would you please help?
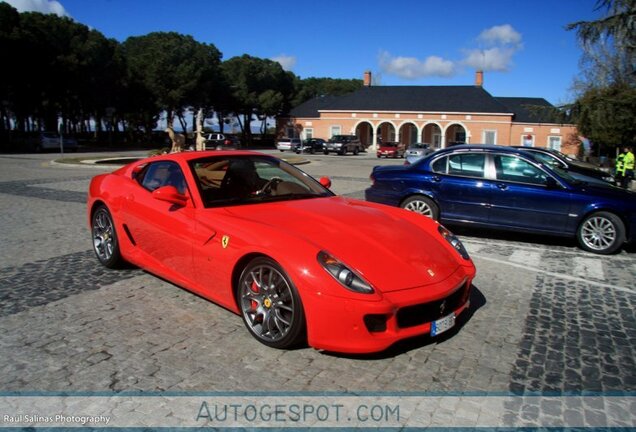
[431,156,447,174]
[494,155,547,185]
[447,154,485,178]
[140,161,187,194]
[533,152,564,170]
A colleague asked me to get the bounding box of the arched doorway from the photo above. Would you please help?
[421,123,442,149]
[398,122,418,145]
[376,122,396,144]
[355,121,373,149]
[444,123,467,147]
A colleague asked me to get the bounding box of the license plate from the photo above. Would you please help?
[431,313,455,336]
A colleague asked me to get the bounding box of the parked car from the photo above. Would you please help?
[88,151,476,353]
[377,142,405,158]
[323,135,363,155]
[205,133,239,150]
[405,143,435,165]
[276,138,301,152]
[34,132,78,152]
[296,138,326,154]
[365,144,636,254]
[512,146,614,185]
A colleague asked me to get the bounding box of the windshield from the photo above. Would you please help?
[190,155,334,208]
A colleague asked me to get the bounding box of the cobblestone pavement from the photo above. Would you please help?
[0,152,634,428]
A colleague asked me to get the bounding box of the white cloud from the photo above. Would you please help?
[2,0,70,16]
[271,54,297,71]
[463,47,518,72]
[378,50,455,79]
[463,24,523,72]
[477,24,522,47]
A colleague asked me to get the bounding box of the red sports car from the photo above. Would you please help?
[88,151,476,353]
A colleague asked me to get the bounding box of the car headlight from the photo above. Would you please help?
[438,225,470,260]
[317,251,374,294]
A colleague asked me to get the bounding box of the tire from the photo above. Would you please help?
[338,148,346,156]
[353,147,359,155]
[400,195,439,220]
[577,211,625,254]
[323,150,329,155]
[237,257,306,349]
[91,204,125,268]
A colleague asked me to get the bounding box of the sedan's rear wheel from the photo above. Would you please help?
[91,204,124,268]
[577,211,625,254]
[238,257,306,349]
[401,195,439,220]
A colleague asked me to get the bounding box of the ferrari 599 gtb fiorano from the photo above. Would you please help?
[88,151,476,353]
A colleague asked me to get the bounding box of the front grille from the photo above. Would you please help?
[396,281,470,329]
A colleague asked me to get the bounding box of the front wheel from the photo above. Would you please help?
[577,211,625,254]
[237,257,306,349]
[91,204,124,268]
[400,195,439,220]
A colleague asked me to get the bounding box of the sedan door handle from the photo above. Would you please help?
[496,183,508,190]
[431,175,441,182]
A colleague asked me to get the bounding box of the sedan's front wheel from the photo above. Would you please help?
[577,211,625,254]
[401,195,439,220]
[238,257,306,349]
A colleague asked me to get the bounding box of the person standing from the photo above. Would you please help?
[622,146,634,189]
[615,146,634,189]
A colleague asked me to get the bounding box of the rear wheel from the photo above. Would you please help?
[577,211,625,254]
[237,257,306,349]
[401,195,439,220]
[353,147,359,155]
[91,204,124,268]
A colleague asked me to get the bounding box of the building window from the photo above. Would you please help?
[330,126,341,137]
[522,134,534,147]
[483,130,497,145]
[548,136,562,151]
[304,128,314,140]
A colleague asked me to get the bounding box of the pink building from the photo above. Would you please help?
[277,71,580,156]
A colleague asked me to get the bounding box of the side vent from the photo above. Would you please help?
[122,224,136,246]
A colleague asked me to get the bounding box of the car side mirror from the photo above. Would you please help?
[319,176,332,189]
[152,185,188,206]
[545,177,559,189]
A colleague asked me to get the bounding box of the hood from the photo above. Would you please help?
[574,181,635,199]
[224,196,461,292]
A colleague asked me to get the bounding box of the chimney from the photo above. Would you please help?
[475,70,484,87]
[363,70,372,87]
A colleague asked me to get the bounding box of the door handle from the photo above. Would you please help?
[496,183,508,190]
[431,175,441,182]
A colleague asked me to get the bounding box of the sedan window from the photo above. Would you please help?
[447,154,486,178]
[494,155,548,185]
[529,151,564,169]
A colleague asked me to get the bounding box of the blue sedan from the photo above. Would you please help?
[365,145,636,254]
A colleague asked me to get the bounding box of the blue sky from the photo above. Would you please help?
[5,0,602,105]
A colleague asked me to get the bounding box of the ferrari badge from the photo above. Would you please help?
[222,235,230,249]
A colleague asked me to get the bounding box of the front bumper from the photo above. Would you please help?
[303,265,475,353]
[325,144,343,151]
